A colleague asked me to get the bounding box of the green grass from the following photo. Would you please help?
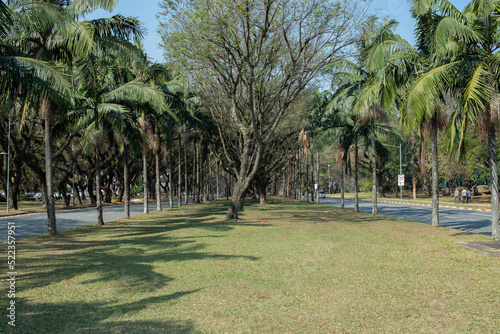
[1,198,499,333]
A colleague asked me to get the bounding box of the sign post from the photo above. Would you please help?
[398,174,404,200]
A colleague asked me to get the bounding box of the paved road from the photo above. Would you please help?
[0,196,494,243]
[319,197,493,236]
[0,199,189,244]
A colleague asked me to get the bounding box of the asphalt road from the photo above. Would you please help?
[319,196,493,236]
[0,199,189,244]
[0,196,494,244]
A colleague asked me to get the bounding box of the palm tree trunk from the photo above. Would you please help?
[341,158,345,209]
[354,134,359,212]
[431,115,439,227]
[195,141,200,203]
[487,107,500,239]
[371,123,378,215]
[143,150,148,214]
[155,148,162,212]
[123,145,130,219]
[42,98,57,235]
[95,151,104,225]
[169,159,173,208]
[216,160,220,199]
[178,137,182,206]
[311,151,315,202]
[184,142,188,205]
[316,153,320,203]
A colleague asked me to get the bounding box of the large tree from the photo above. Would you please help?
[159,0,368,219]
[431,0,500,239]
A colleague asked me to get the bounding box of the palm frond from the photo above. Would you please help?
[91,15,145,41]
[405,60,459,123]
[0,0,12,37]
[9,1,68,35]
[460,62,493,121]
[102,80,167,112]
[1,56,72,101]
[66,0,118,18]
[47,21,95,57]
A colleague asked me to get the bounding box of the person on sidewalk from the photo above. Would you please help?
[467,188,472,203]
[462,188,467,204]
[454,188,460,204]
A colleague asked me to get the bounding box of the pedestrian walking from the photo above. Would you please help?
[461,188,467,204]
[454,188,460,204]
[467,188,472,203]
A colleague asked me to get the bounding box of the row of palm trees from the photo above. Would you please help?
[0,0,207,235]
[312,0,500,240]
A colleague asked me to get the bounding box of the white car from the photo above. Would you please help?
[319,190,326,198]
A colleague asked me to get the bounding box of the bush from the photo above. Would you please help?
[361,179,372,192]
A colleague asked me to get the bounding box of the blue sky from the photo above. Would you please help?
[83,0,471,63]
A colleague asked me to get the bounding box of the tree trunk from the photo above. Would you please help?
[178,137,182,206]
[156,149,162,212]
[341,159,345,209]
[258,180,266,204]
[316,153,320,204]
[216,160,220,199]
[195,141,200,203]
[354,134,359,212]
[431,115,439,228]
[124,145,130,219]
[169,160,174,208]
[143,150,148,214]
[75,184,82,206]
[225,140,263,219]
[184,141,188,205]
[95,151,104,225]
[412,175,418,200]
[371,122,377,215]
[42,98,57,235]
[227,181,246,219]
[88,177,96,205]
[487,107,500,240]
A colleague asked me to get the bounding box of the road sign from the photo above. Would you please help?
[398,174,405,187]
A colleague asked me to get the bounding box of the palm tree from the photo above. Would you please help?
[74,15,167,224]
[405,0,464,228]
[1,0,98,234]
[427,0,500,239]
[327,18,409,215]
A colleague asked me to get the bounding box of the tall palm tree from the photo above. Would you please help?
[1,0,96,234]
[405,0,464,228]
[428,0,500,239]
[74,15,167,224]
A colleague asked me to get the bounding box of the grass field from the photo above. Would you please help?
[1,197,499,333]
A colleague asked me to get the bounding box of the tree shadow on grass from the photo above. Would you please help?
[14,216,261,292]
[1,291,200,334]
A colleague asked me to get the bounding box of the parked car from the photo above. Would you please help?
[23,192,36,200]
[34,193,42,201]
[319,190,326,198]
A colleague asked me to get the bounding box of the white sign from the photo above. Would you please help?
[314,183,318,190]
[398,174,405,187]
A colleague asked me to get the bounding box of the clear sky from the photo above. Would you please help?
[83,0,472,63]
